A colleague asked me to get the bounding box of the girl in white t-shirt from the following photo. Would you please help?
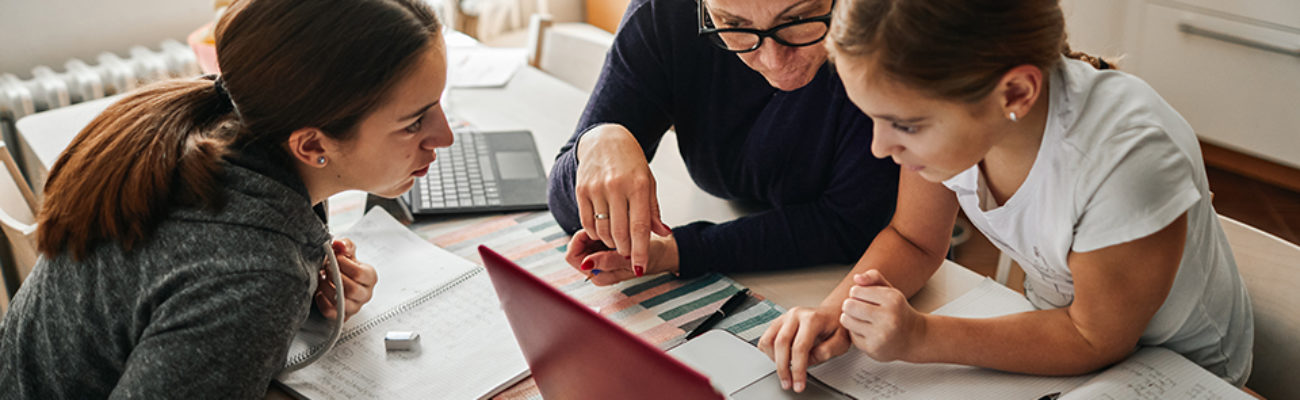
[758,0,1254,393]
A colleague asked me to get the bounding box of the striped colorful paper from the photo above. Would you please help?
[409,211,785,399]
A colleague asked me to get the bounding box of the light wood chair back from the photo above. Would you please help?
[1219,215,1300,399]
[525,13,615,92]
[0,142,40,314]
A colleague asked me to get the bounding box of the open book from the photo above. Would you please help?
[276,209,528,399]
[800,278,1253,400]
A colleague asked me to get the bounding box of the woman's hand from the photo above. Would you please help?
[839,270,927,363]
[574,125,673,274]
[565,229,678,285]
[757,304,852,393]
[315,238,378,321]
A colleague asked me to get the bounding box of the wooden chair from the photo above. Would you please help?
[0,142,40,314]
[451,0,542,43]
[524,13,615,92]
[1218,215,1300,399]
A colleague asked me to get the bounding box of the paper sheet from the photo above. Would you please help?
[929,277,1037,318]
[807,279,1089,399]
[335,210,477,318]
[445,30,480,48]
[1060,347,1253,400]
[447,47,526,88]
[325,190,369,232]
[807,352,1088,400]
[278,209,528,399]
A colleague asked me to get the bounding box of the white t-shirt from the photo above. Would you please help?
[942,56,1253,385]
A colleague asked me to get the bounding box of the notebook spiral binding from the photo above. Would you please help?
[286,266,485,365]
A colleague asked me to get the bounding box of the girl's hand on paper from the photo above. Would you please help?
[564,229,678,286]
[840,270,927,362]
[757,304,851,393]
[315,238,378,321]
[573,125,673,274]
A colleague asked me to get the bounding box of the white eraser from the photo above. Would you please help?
[384,331,420,351]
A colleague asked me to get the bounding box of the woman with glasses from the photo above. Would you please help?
[549,0,899,285]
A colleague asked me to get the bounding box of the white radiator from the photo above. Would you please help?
[0,39,200,179]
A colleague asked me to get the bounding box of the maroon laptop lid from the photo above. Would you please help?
[478,245,723,400]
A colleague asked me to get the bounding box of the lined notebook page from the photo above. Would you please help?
[1061,347,1252,400]
[808,278,1089,399]
[278,209,527,399]
[340,210,480,318]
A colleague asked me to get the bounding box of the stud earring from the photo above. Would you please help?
[317,156,327,165]
[1008,112,1019,122]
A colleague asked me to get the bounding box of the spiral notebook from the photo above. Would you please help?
[276,209,528,399]
[805,279,1253,400]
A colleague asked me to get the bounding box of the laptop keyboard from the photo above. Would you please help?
[413,127,503,210]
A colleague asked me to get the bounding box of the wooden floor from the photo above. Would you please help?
[953,164,1300,292]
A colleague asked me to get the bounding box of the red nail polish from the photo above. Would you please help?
[581,259,594,270]
[634,265,645,277]
[624,255,631,260]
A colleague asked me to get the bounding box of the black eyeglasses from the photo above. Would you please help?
[697,0,833,53]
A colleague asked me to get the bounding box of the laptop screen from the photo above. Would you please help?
[477,245,723,400]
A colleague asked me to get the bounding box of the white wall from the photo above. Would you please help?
[1059,0,1130,58]
[0,0,213,79]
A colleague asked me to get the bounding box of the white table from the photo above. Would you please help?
[14,94,117,199]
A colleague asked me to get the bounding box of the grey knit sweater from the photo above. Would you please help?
[0,150,331,399]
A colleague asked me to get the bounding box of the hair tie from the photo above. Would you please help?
[203,74,237,115]
[212,76,232,103]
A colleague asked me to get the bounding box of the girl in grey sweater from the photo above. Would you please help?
[0,0,452,397]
